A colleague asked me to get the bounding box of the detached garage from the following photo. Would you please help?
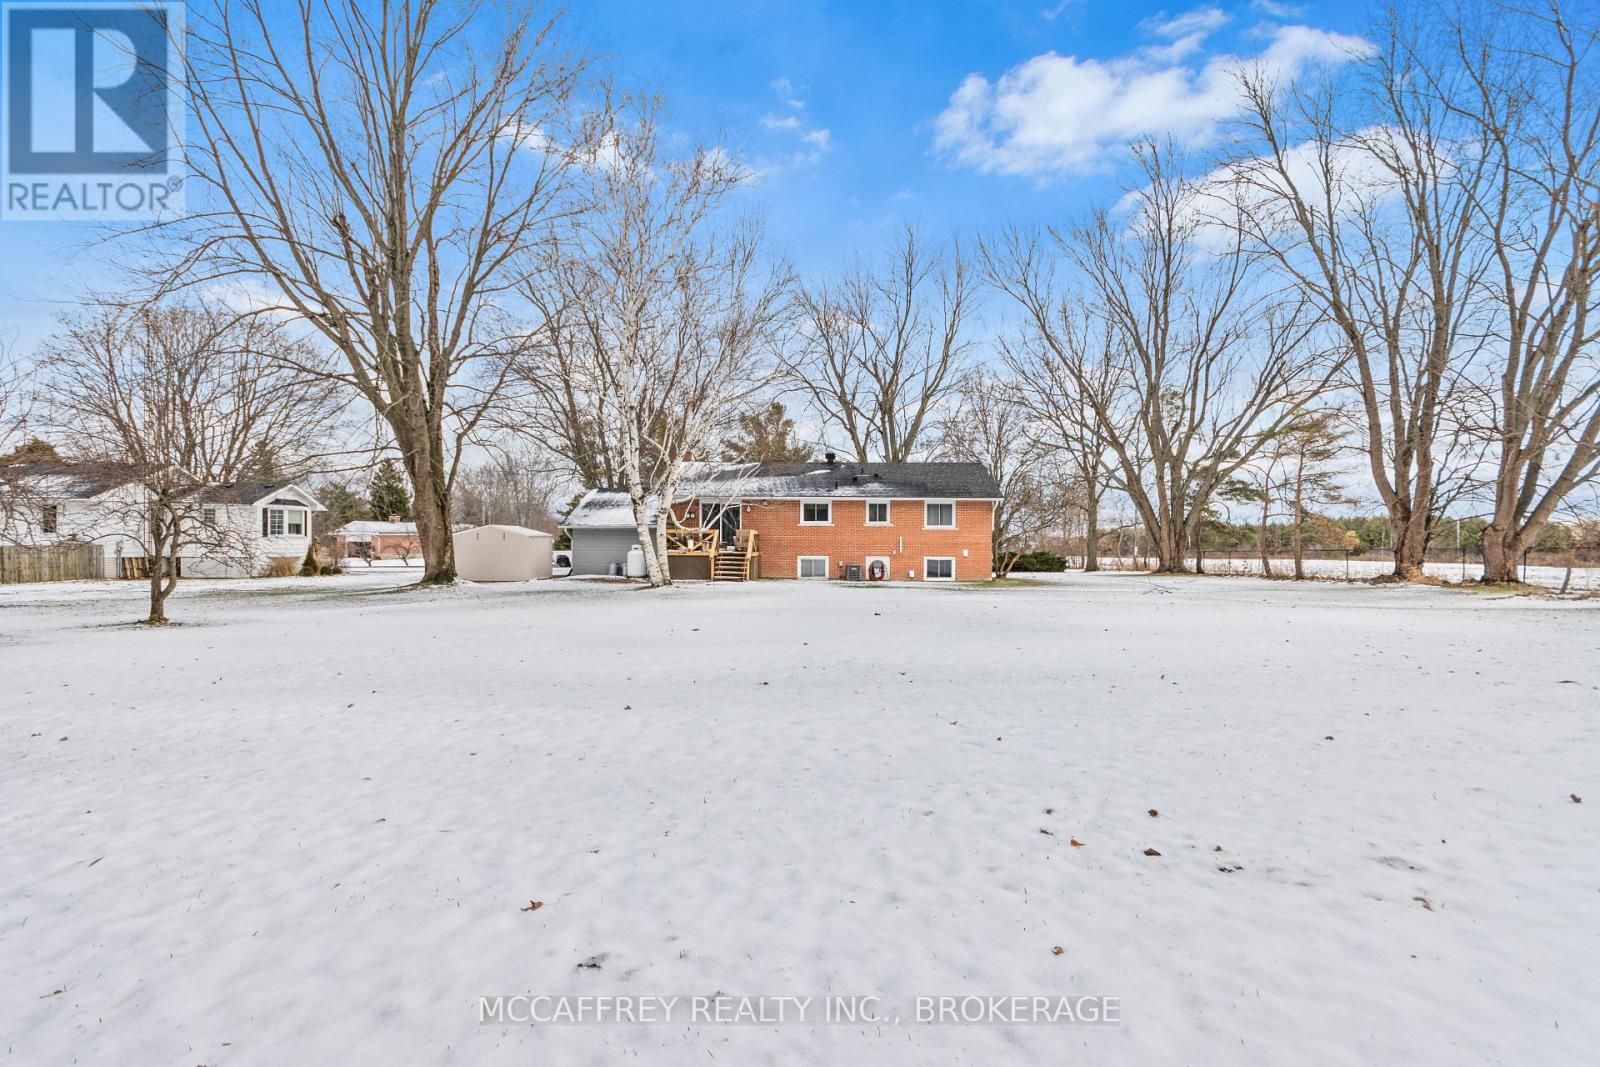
[560,489,649,575]
[455,525,554,582]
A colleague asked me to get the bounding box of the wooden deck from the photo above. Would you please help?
[666,526,759,581]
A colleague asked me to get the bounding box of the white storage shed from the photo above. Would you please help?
[455,525,555,582]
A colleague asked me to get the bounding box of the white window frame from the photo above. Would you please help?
[267,508,285,536]
[286,509,305,536]
[800,499,832,526]
[797,555,830,579]
[924,556,956,581]
[865,500,891,526]
[924,499,956,529]
[202,506,217,525]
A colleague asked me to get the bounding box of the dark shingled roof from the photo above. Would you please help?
[562,461,1001,528]
[681,460,1002,501]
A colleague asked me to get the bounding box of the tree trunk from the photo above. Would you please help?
[1479,523,1523,584]
[1390,507,1429,580]
[146,507,174,624]
[1083,494,1100,572]
[1258,490,1273,578]
[1291,480,1305,580]
[399,427,457,585]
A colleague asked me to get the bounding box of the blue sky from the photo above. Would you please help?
[0,0,1368,351]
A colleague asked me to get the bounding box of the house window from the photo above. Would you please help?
[924,557,955,581]
[797,556,829,579]
[202,506,217,525]
[267,508,285,536]
[924,500,956,529]
[865,500,890,525]
[41,504,57,534]
[800,500,831,525]
[287,510,305,536]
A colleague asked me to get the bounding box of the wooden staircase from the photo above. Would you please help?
[712,531,758,582]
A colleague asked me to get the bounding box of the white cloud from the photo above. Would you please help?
[1040,1,1080,21]
[1143,7,1229,38]
[1250,0,1306,18]
[758,78,832,171]
[933,22,1370,179]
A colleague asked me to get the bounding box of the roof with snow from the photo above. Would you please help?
[560,491,654,530]
[561,462,1001,528]
[680,460,1001,501]
[1,464,324,509]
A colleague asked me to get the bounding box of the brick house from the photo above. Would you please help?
[562,457,1001,581]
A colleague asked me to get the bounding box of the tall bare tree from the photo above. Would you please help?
[1226,14,1494,578]
[534,101,789,586]
[0,336,36,541]
[937,369,1053,576]
[988,146,1336,572]
[167,0,585,583]
[37,303,339,623]
[995,306,1117,571]
[790,226,975,462]
[1440,1,1600,581]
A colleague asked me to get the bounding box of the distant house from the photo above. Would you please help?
[3,463,323,578]
[334,520,424,561]
[561,457,1001,581]
[333,520,474,561]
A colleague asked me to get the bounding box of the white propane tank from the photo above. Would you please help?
[625,544,647,578]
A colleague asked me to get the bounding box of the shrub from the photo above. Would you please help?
[1009,550,1067,572]
[266,555,299,578]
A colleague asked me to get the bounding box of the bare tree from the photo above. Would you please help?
[937,369,1052,577]
[0,335,37,541]
[164,0,586,584]
[1439,1,1600,581]
[987,146,1337,573]
[37,303,339,623]
[535,101,789,586]
[995,305,1118,571]
[453,447,559,530]
[790,226,975,462]
[1226,15,1494,579]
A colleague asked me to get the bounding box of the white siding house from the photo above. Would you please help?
[4,465,324,578]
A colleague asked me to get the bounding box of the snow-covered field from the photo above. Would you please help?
[2,571,1596,1065]
[1085,555,1599,591]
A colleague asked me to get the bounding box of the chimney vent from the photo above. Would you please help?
[824,450,837,465]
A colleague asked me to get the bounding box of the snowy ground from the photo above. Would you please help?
[2,571,1596,1065]
[1080,555,1599,591]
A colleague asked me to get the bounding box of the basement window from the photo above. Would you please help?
[797,556,829,579]
[924,557,955,581]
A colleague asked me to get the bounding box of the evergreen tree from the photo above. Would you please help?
[720,402,812,463]
[369,459,412,521]
[0,437,61,463]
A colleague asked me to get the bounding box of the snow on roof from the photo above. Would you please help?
[561,490,653,529]
[338,521,421,537]
[679,461,1002,501]
[462,524,554,539]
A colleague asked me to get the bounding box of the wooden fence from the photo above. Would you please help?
[0,543,106,584]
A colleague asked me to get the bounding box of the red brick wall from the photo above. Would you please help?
[736,498,994,580]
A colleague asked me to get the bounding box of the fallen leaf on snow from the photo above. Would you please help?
[1572,794,1583,804]
[521,900,544,912]
[1070,838,1085,848]
[1143,848,1162,857]
[1050,946,1065,956]
[1147,809,1159,818]
[576,954,607,969]
[87,857,102,868]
